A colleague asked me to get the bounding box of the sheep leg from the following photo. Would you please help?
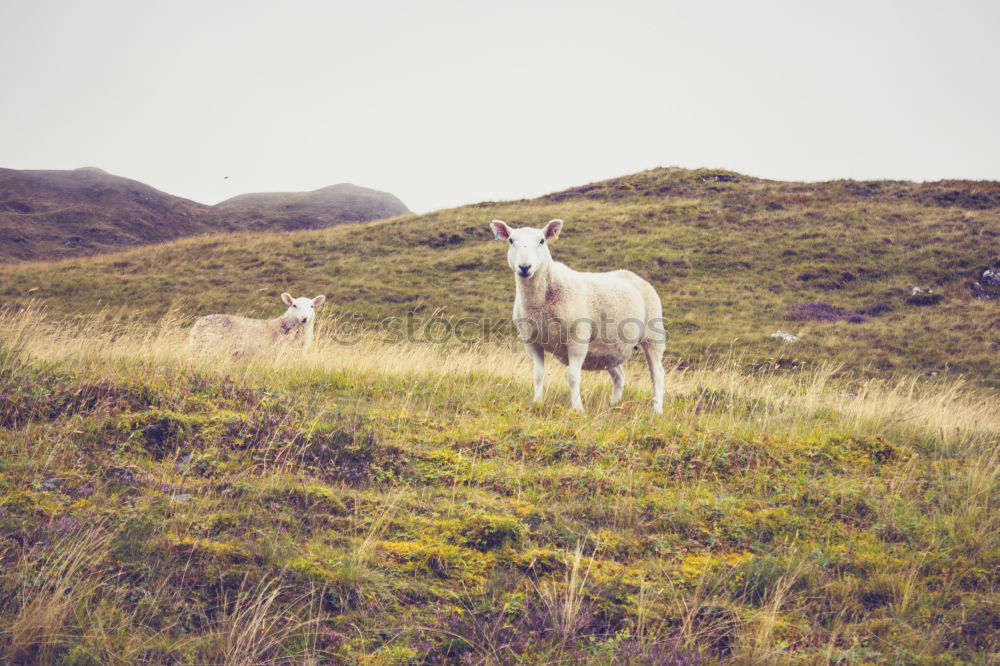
[566,319,591,412]
[566,351,586,411]
[608,365,625,405]
[525,342,545,404]
[640,339,665,414]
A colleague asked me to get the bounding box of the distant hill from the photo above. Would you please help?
[0,167,410,262]
[0,167,211,262]
[212,183,410,232]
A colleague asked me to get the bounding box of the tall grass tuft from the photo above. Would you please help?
[535,542,596,646]
[213,575,321,666]
[1,524,114,664]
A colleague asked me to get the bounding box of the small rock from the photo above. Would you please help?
[172,493,194,503]
[40,477,60,492]
[907,287,942,306]
[770,330,799,343]
[971,264,1000,300]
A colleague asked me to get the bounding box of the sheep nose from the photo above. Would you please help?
[518,264,532,277]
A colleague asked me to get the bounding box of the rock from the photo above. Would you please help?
[770,330,799,343]
[40,477,60,492]
[172,493,194,503]
[907,287,942,306]
[971,264,1000,300]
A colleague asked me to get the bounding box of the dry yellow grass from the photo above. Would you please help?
[2,525,114,663]
[9,305,998,460]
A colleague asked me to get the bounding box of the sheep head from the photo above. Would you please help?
[490,219,563,279]
[280,293,326,325]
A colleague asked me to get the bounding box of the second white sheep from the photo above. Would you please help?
[189,292,326,358]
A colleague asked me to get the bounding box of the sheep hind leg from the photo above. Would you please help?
[608,365,625,406]
[640,339,665,414]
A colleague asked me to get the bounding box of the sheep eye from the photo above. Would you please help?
[508,238,513,245]
[539,238,545,244]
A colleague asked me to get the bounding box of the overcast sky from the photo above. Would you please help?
[1,0,998,213]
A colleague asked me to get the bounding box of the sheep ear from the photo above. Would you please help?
[281,292,294,306]
[544,219,563,240]
[490,219,511,241]
[312,295,326,307]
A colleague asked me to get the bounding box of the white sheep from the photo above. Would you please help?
[490,219,666,413]
[188,292,326,357]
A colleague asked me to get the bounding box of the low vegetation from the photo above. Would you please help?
[1,308,996,663]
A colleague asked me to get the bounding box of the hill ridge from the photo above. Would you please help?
[0,166,410,262]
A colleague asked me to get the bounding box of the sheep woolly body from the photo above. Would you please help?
[491,219,666,413]
[188,293,326,357]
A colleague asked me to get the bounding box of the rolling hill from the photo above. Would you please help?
[0,167,210,263]
[0,167,410,262]
[1,166,998,385]
[212,183,410,232]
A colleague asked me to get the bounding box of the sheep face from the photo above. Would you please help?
[280,293,326,324]
[490,219,563,279]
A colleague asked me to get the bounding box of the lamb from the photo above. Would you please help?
[490,219,666,413]
[188,292,326,358]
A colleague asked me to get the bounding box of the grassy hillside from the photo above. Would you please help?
[0,168,409,263]
[2,167,998,385]
[1,167,998,662]
[0,310,996,663]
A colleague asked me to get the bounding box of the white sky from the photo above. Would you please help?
[1,0,998,213]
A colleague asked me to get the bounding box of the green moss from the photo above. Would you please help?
[379,538,495,584]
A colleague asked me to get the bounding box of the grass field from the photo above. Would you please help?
[1,167,998,663]
[1,307,997,664]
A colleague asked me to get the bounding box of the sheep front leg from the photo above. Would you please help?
[525,342,545,404]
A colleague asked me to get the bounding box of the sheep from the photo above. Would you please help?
[490,219,665,413]
[188,292,326,358]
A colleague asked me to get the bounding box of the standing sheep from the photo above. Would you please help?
[188,292,326,358]
[490,219,665,413]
